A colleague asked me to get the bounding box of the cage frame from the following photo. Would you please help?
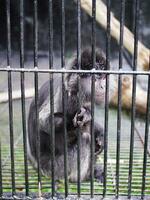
[0,0,150,199]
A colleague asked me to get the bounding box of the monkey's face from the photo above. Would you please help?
[80,73,106,105]
[69,48,107,104]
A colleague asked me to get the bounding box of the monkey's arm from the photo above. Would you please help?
[40,112,64,133]
[38,73,65,133]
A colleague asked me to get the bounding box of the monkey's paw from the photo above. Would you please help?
[73,107,91,128]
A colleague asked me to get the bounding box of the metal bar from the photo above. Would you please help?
[103,0,111,197]
[77,0,81,197]
[20,0,29,196]
[116,0,125,198]
[48,0,55,197]
[61,0,68,197]
[0,140,2,197]
[90,0,96,198]
[34,0,38,68]
[1,68,150,75]
[135,126,150,157]
[128,0,140,198]
[141,58,150,199]
[123,50,133,67]
[33,0,41,194]
[61,0,65,70]
[6,0,15,196]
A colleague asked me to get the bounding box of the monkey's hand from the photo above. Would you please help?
[73,107,91,128]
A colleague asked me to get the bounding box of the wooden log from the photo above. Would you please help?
[80,0,150,70]
[0,80,147,115]
[0,88,34,103]
[109,75,147,115]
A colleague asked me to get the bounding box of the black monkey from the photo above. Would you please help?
[27,48,106,182]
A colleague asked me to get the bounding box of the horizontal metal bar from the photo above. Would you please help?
[0,67,150,75]
[2,194,150,199]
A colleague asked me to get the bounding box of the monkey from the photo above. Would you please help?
[27,48,106,183]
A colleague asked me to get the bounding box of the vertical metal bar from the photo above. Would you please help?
[141,58,150,199]
[48,0,55,197]
[20,0,29,196]
[116,0,125,198]
[0,140,2,197]
[103,0,110,197]
[33,0,41,194]
[6,0,16,196]
[128,0,140,198]
[34,0,38,68]
[61,0,65,70]
[90,0,96,198]
[77,0,81,197]
[131,0,136,33]
[61,0,68,197]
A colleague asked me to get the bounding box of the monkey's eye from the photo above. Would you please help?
[80,73,91,78]
[95,73,106,79]
[95,74,101,79]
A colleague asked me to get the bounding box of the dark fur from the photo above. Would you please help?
[27,48,106,182]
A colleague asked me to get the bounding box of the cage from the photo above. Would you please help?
[0,0,150,199]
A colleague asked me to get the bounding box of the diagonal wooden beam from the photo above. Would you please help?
[80,0,149,70]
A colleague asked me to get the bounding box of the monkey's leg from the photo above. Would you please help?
[40,154,65,179]
[93,122,104,183]
[83,163,104,183]
[94,164,104,183]
[94,122,104,155]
